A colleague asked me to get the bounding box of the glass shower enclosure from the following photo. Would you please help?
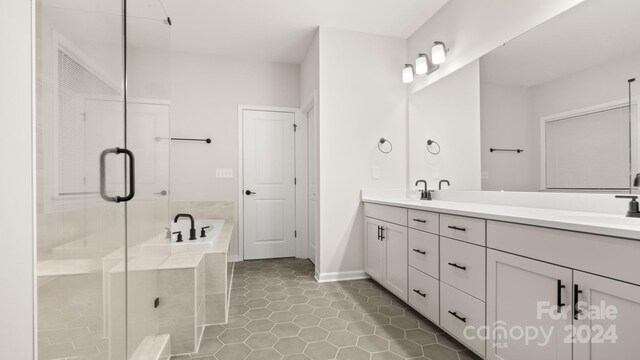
[35,0,171,358]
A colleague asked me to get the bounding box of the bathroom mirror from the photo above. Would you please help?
[409,0,640,193]
[480,0,640,192]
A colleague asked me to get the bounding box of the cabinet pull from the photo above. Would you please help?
[448,310,466,323]
[447,225,466,232]
[380,227,386,240]
[412,218,427,223]
[377,226,381,240]
[557,280,566,313]
[573,284,583,320]
[413,289,427,298]
[447,262,467,271]
[412,249,426,255]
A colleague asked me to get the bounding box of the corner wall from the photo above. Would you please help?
[317,28,407,280]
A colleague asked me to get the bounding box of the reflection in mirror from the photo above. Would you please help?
[480,0,640,193]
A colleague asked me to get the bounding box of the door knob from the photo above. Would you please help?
[245,190,256,195]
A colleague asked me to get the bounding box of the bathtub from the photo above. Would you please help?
[171,218,225,251]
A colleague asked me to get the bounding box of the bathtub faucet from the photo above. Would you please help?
[174,214,197,240]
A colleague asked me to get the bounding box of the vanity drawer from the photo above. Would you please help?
[440,214,486,246]
[440,282,486,357]
[408,267,439,324]
[408,209,439,234]
[440,237,485,300]
[408,229,439,279]
[364,203,407,227]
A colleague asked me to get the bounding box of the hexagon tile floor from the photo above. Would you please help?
[171,258,481,360]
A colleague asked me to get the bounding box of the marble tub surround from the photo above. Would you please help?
[158,256,205,355]
[361,190,640,239]
[171,201,234,221]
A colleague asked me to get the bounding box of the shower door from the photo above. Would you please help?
[36,0,171,359]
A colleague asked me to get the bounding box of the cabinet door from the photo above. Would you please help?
[487,250,572,360]
[365,217,384,282]
[382,222,408,301]
[573,271,640,360]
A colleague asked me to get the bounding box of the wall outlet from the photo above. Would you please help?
[481,171,489,180]
[216,169,233,179]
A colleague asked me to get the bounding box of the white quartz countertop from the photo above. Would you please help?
[362,193,640,240]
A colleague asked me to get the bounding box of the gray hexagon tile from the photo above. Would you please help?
[170,258,480,360]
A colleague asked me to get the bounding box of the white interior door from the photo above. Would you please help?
[307,105,317,264]
[243,109,296,260]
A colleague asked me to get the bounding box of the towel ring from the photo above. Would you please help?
[427,139,440,155]
[378,138,393,154]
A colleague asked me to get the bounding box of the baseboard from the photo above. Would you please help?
[315,270,370,283]
[228,255,241,262]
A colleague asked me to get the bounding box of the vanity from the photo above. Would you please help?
[362,192,640,360]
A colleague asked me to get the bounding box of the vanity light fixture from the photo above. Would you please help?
[432,41,448,65]
[402,64,414,83]
[415,53,429,75]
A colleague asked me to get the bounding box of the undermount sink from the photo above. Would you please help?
[559,215,640,227]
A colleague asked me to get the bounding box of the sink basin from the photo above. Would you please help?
[559,215,640,227]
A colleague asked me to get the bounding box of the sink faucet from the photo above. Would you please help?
[615,195,640,218]
[439,179,450,190]
[174,214,197,240]
[415,180,431,200]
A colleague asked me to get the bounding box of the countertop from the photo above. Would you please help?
[362,192,640,240]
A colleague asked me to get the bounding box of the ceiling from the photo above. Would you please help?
[162,0,449,64]
[481,0,640,87]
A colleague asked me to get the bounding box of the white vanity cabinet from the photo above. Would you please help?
[364,204,408,301]
[573,271,640,360]
[363,200,640,360]
[487,249,573,360]
[487,221,640,360]
[365,217,385,282]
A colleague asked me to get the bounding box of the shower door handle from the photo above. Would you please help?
[100,147,136,203]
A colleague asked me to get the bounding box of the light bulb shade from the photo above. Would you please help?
[432,41,447,65]
[402,64,414,83]
[415,54,428,75]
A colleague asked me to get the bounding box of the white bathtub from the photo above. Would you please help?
[171,219,225,251]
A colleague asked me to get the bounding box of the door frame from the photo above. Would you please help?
[237,104,307,261]
[300,93,318,263]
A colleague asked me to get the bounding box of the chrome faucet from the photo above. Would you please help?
[439,179,450,190]
[415,180,431,200]
[174,214,197,240]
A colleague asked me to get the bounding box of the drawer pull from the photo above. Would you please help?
[413,218,427,223]
[447,226,466,232]
[448,310,467,323]
[413,289,427,298]
[412,249,426,255]
[448,262,467,271]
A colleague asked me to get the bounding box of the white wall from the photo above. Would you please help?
[317,27,407,279]
[480,81,538,191]
[300,30,319,105]
[409,60,481,191]
[170,52,300,202]
[0,1,34,358]
[170,52,300,257]
[406,0,583,94]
